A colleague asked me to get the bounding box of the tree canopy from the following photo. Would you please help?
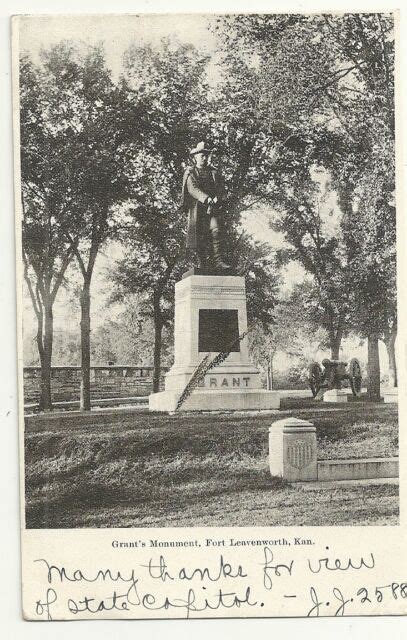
[20,14,397,407]
[215,13,396,388]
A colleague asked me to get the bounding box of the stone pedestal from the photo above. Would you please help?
[323,388,348,403]
[149,274,280,412]
[269,417,317,482]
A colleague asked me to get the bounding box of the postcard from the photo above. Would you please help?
[13,10,406,620]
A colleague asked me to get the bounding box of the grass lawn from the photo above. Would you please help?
[25,399,399,528]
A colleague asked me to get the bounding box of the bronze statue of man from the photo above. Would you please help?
[180,141,231,271]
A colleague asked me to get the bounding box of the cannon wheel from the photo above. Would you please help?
[349,358,362,397]
[308,362,323,398]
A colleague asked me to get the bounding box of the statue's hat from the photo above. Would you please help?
[189,141,213,156]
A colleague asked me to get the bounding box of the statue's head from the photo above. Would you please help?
[190,141,213,168]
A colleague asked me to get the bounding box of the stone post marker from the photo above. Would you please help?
[269,417,317,482]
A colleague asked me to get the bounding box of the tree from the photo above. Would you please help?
[110,204,187,392]
[213,15,357,358]
[323,14,396,397]
[268,171,352,359]
[22,42,150,410]
[235,237,279,329]
[249,284,331,389]
[43,43,145,410]
[248,323,276,390]
[342,171,396,398]
[110,41,209,392]
[90,298,173,367]
[20,53,80,410]
[215,13,396,397]
[202,52,285,252]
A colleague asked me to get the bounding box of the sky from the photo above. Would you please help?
[18,13,222,80]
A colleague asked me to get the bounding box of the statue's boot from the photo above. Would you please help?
[211,229,231,271]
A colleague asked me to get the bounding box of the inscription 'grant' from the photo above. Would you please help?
[204,377,250,388]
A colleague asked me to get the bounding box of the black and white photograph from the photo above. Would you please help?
[17,11,400,536]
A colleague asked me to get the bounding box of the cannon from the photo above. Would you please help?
[308,358,362,398]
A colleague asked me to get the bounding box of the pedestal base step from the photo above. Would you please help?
[149,389,281,412]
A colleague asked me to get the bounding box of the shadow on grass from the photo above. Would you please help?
[25,465,288,528]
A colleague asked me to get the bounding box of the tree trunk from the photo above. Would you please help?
[330,329,343,360]
[153,316,163,394]
[367,334,381,401]
[80,278,91,411]
[384,332,397,388]
[23,241,77,413]
[39,303,53,412]
[36,309,45,411]
[266,349,274,390]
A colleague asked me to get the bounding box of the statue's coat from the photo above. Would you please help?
[180,165,226,250]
